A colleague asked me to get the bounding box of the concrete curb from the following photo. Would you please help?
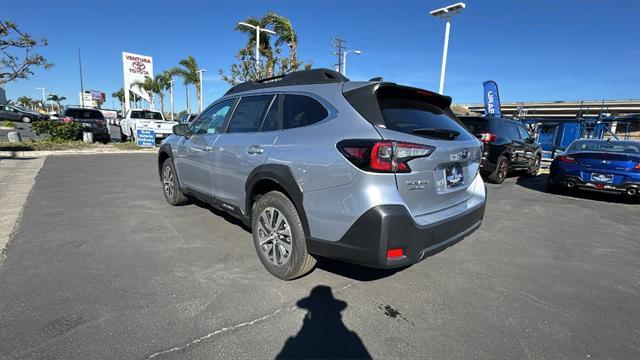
[0,148,158,158]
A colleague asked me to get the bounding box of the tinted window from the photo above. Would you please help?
[282,95,328,129]
[460,117,489,134]
[568,140,640,154]
[65,108,104,119]
[261,96,279,131]
[130,110,163,120]
[227,95,273,133]
[379,97,472,140]
[189,99,234,135]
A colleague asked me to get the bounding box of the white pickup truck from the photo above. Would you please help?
[119,109,178,142]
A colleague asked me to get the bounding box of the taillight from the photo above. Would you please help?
[387,248,404,259]
[477,133,496,143]
[634,163,640,170]
[338,140,435,173]
[559,155,577,164]
[62,116,74,122]
[96,119,106,126]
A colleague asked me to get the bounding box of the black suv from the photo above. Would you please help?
[459,116,541,183]
[61,107,110,143]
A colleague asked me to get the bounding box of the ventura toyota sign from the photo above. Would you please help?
[122,52,153,112]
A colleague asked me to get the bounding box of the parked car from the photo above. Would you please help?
[60,107,110,143]
[177,113,197,124]
[158,68,487,280]
[0,104,49,123]
[119,109,178,142]
[459,116,542,184]
[547,139,640,201]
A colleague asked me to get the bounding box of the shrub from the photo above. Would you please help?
[32,121,83,142]
[0,120,15,128]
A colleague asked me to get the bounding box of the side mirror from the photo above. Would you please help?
[173,123,190,137]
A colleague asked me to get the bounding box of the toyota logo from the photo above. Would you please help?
[132,61,146,71]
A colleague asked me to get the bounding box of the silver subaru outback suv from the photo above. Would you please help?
[158,69,486,280]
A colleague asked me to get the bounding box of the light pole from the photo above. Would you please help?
[237,22,276,72]
[342,50,362,77]
[36,87,46,112]
[197,69,206,112]
[430,2,466,94]
[169,79,175,120]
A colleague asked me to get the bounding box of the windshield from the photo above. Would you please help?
[131,110,163,120]
[568,140,640,154]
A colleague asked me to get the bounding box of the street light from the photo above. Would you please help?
[342,50,362,77]
[36,87,46,111]
[169,79,175,120]
[237,22,276,71]
[430,2,466,94]
[197,69,206,112]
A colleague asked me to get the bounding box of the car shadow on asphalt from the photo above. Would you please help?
[516,174,637,205]
[276,285,371,360]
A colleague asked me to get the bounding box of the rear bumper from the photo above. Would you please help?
[307,201,486,269]
[550,173,640,194]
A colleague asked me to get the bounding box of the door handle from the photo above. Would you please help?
[247,145,264,155]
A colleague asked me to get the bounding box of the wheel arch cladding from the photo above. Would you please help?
[245,164,310,237]
[158,144,172,179]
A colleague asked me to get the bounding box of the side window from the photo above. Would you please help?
[282,95,328,130]
[189,99,234,135]
[517,125,531,140]
[227,95,273,133]
[260,96,279,132]
[505,123,519,140]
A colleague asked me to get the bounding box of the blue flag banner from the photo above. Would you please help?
[483,80,501,117]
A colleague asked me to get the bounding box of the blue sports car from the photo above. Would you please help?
[547,139,640,201]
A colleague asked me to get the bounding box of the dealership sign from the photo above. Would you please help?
[122,52,153,111]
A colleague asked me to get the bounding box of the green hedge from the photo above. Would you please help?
[32,121,83,142]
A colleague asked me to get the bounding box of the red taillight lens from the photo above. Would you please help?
[62,116,74,122]
[559,155,577,164]
[338,140,435,173]
[634,163,640,170]
[477,133,496,143]
[96,119,106,126]
[387,248,404,259]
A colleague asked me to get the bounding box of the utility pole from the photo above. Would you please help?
[332,37,346,74]
[36,87,47,112]
[169,79,175,120]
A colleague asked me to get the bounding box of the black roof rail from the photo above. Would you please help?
[225,68,349,95]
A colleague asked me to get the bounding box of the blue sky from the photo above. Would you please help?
[4,0,640,111]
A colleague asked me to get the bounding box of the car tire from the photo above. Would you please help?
[129,128,136,142]
[525,155,541,177]
[546,176,560,194]
[251,191,316,280]
[21,115,31,123]
[488,155,509,184]
[161,158,189,206]
[120,130,127,142]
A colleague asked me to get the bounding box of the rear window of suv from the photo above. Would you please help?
[65,109,104,119]
[131,110,162,120]
[460,117,490,134]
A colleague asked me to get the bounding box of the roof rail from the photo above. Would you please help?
[225,68,349,95]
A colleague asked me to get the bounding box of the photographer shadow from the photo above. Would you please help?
[277,285,371,360]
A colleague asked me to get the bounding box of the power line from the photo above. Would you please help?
[331,37,346,74]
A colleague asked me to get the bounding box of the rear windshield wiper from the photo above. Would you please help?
[411,128,460,140]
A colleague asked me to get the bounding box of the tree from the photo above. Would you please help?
[46,94,66,112]
[0,20,54,84]
[171,56,201,113]
[16,95,33,109]
[154,71,172,115]
[112,88,125,112]
[132,77,157,110]
[219,12,310,85]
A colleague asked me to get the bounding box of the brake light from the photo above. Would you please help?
[62,116,74,122]
[559,155,577,164]
[338,140,435,173]
[96,119,106,126]
[634,163,640,170]
[478,133,496,143]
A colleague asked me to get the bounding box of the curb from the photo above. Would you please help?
[0,148,158,158]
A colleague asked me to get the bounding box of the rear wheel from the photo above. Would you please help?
[120,130,127,142]
[488,155,509,184]
[526,155,541,177]
[546,176,560,194]
[252,191,316,280]
[161,158,189,206]
[21,115,31,123]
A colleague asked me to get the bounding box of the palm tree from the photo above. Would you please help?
[264,11,298,68]
[17,96,33,110]
[171,56,201,113]
[112,88,125,112]
[132,77,158,109]
[47,94,66,112]
[154,72,172,116]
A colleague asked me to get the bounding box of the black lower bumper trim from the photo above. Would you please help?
[307,202,486,269]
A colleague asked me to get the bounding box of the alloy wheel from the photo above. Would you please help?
[163,166,175,199]
[257,207,293,266]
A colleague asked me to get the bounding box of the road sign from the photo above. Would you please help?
[136,129,155,147]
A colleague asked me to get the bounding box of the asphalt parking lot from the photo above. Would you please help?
[0,153,639,359]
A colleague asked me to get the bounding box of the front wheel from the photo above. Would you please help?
[129,128,136,142]
[120,130,127,142]
[161,158,189,206]
[21,115,31,123]
[526,156,541,177]
[252,191,316,280]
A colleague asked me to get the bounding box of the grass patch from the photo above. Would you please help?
[0,120,16,128]
[0,139,151,152]
[112,141,141,150]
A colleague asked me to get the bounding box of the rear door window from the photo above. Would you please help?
[517,125,531,140]
[65,109,104,119]
[378,97,472,141]
[227,95,274,133]
[282,95,328,129]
